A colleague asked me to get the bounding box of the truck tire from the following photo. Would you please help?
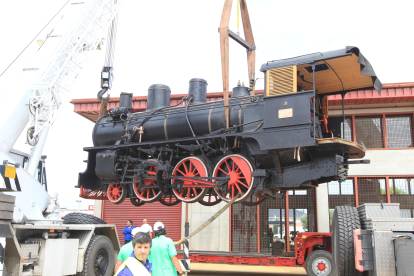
[64,213,106,224]
[82,235,114,276]
[305,250,333,276]
[332,206,362,276]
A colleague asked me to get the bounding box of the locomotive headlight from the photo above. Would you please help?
[42,231,49,240]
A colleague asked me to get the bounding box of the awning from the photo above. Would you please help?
[260,46,382,95]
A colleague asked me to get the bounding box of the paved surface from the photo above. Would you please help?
[188,263,307,275]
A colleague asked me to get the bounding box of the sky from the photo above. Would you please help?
[0,0,413,209]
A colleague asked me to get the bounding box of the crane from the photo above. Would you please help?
[0,0,122,275]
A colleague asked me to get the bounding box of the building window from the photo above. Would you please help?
[389,178,413,194]
[340,117,353,141]
[288,190,307,195]
[334,113,413,149]
[355,116,384,148]
[328,180,354,195]
[386,115,413,148]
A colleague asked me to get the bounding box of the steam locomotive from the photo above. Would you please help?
[78,46,381,206]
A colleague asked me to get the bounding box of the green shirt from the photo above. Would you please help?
[117,242,133,261]
[148,235,177,276]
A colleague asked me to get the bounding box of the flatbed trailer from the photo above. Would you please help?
[177,232,333,276]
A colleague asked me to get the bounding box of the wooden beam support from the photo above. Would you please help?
[219,0,232,128]
[98,96,109,118]
[239,0,256,95]
[219,0,256,127]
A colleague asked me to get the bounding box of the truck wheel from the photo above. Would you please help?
[64,213,106,224]
[332,206,361,276]
[305,250,333,276]
[82,235,114,276]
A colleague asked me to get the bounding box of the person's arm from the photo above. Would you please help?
[122,227,127,235]
[171,256,184,275]
[114,260,123,274]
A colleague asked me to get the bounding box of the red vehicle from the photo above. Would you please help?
[177,232,333,276]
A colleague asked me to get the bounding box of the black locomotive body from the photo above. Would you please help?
[78,47,381,206]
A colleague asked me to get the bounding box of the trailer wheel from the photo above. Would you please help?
[305,250,333,276]
[82,235,114,276]
[332,206,362,276]
[64,213,106,224]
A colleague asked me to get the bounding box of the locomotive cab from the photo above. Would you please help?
[261,46,381,142]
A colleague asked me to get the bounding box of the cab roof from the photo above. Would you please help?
[260,46,382,95]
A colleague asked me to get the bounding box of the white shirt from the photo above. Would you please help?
[141,223,153,233]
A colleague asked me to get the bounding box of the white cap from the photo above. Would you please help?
[131,227,141,237]
[154,221,165,230]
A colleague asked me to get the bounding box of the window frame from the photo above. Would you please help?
[332,112,414,150]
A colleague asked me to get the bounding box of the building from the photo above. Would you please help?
[71,82,414,253]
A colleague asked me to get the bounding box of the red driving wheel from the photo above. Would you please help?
[133,161,162,203]
[198,189,222,206]
[107,183,127,204]
[159,194,181,206]
[172,157,209,203]
[213,154,254,203]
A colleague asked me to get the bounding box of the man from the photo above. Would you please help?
[140,218,153,237]
[122,220,135,245]
[116,232,152,276]
[115,227,141,273]
[149,221,184,276]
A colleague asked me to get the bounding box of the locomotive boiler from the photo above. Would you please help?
[78,46,381,206]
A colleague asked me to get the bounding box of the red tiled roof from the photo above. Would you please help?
[328,82,414,106]
[71,83,414,123]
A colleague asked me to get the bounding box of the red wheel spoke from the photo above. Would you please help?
[187,188,190,198]
[232,160,235,172]
[191,163,197,174]
[224,160,231,172]
[192,188,198,197]
[218,167,228,174]
[232,185,234,199]
[177,168,186,176]
[183,162,189,174]
[237,180,249,188]
[234,183,242,193]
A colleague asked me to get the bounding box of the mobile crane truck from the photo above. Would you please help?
[0,0,123,275]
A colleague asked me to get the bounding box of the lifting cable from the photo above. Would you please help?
[104,7,119,68]
[98,0,120,101]
[0,0,71,78]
